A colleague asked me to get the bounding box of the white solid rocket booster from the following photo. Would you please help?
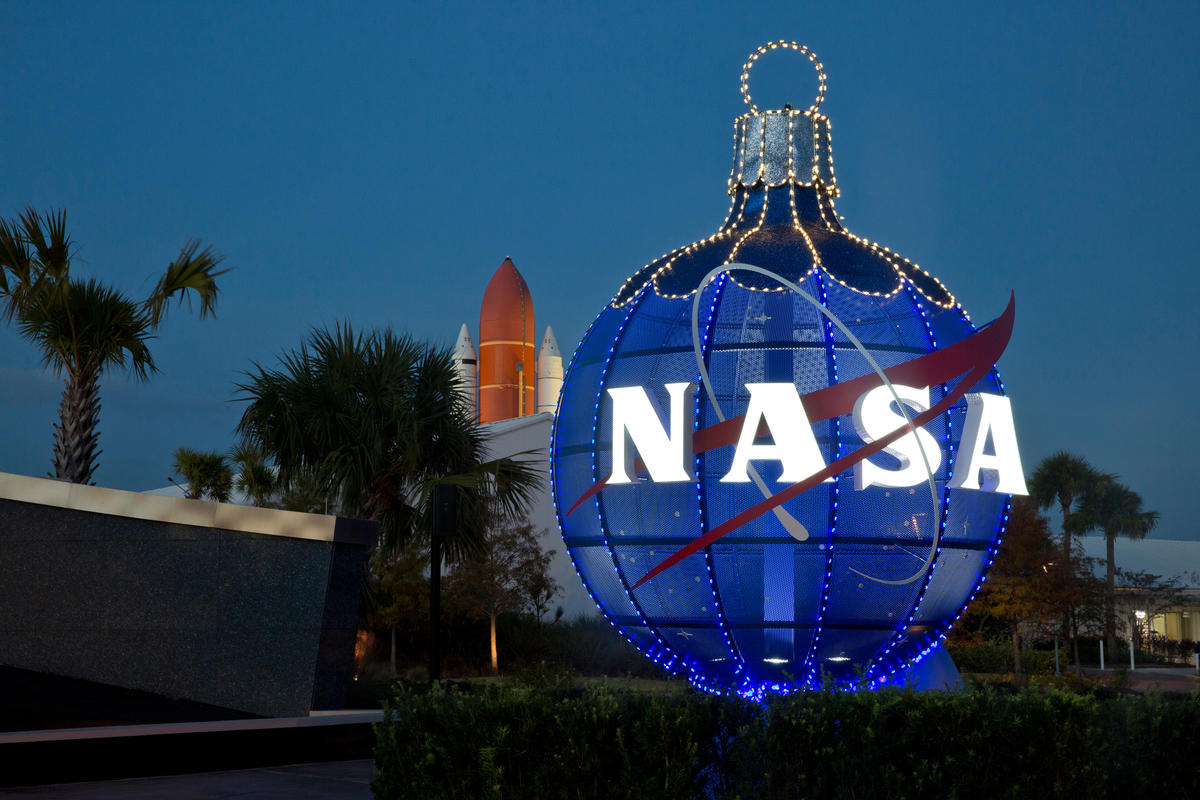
[452,322,478,422]
[536,325,563,415]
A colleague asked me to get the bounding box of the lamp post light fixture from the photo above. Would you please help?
[430,483,458,683]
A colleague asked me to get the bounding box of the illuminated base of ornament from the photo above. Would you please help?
[879,647,962,692]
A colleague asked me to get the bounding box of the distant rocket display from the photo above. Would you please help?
[479,257,536,423]
[536,326,562,415]
[452,323,477,422]
[453,256,561,425]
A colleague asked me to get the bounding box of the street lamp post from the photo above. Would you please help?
[430,484,458,683]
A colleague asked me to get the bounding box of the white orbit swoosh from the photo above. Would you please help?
[688,263,941,586]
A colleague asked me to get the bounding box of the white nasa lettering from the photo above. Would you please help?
[608,383,1026,495]
[948,393,1029,495]
[852,384,942,490]
[720,383,831,484]
[607,383,695,484]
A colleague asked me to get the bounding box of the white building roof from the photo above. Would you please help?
[1078,535,1200,588]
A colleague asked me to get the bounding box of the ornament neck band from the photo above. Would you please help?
[728,109,838,200]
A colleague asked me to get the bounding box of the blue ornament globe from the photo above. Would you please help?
[550,43,1012,695]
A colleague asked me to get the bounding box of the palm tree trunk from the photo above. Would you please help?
[490,613,499,674]
[1105,531,1117,659]
[1060,499,1074,666]
[1071,608,1082,674]
[51,368,101,484]
[1012,627,1023,682]
[390,627,397,678]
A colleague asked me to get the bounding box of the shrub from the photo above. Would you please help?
[373,683,743,800]
[948,640,1056,675]
[373,685,1200,799]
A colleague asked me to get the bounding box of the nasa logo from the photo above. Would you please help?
[564,264,1024,592]
[605,382,1023,495]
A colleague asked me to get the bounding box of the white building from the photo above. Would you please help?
[1079,536,1200,644]
[478,411,594,619]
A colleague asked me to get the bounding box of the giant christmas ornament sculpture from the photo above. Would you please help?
[550,42,1026,695]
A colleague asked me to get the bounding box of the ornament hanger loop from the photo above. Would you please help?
[740,40,827,115]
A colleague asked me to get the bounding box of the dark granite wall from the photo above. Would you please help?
[0,497,376,718]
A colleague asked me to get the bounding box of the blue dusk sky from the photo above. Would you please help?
[1,2,1197,540]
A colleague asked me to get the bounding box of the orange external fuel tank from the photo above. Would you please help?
[478,256,535,424]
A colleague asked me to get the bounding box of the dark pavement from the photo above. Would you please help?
[0,759,373,799]
[1083,665,1200,692]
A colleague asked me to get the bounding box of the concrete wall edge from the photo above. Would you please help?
[0,470,344,543]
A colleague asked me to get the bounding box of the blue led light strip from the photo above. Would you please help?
[694,273,746,682]
[550,304,636,647]
[864,284,955,680]
[802,269,840,689]
[552,294,718,693]
[589,285,703,685]
[866,305,1014,687]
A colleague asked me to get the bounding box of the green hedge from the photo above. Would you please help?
[373,684,1200,799]
[948,641,1058,675]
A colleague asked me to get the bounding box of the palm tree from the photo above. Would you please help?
[1029,451,1098,560]
[1071,477,1159,658]
[230,442,279,507]
[172,447,233,502]
[235,323,542,559]
[0,208,226,484]
[1029,451,1101,669]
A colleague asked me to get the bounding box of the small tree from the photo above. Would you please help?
[172,447,233,502]
[447,521,559,673]
[230,442,278,507]
[968,497,1058,679]
[524,540,562,624]
[365,541,431,677]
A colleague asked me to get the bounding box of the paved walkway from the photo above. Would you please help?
[1083,665,1200,693]
[0,759,373,799]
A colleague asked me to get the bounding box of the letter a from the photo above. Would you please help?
[721,383,830,484]
[949,393,1029,494]
[608,383,694,484]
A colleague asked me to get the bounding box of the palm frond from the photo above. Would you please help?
[17,277,156,379]
[146,240,227,327]
[19,207,71,280]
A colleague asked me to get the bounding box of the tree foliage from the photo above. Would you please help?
[968,499,1057,631]
[171,447,233,502]
[1070,475,1159,655]
[0,207,226,483]
[959,454,1166,672]
[1027,451,1106,669]
[229,442,278,507]
[446,521,561,673]
[235,323,542,558]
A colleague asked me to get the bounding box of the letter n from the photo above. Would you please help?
[607,383,694,484]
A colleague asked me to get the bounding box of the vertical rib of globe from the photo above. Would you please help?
[696,273,746,677]
[762,289,797,666]
[590,284,692,679]
[802,268,841,687]
[865,285,956,679]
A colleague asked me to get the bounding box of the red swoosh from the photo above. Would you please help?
[567,295,1014,517]
[561,294,1016,590]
